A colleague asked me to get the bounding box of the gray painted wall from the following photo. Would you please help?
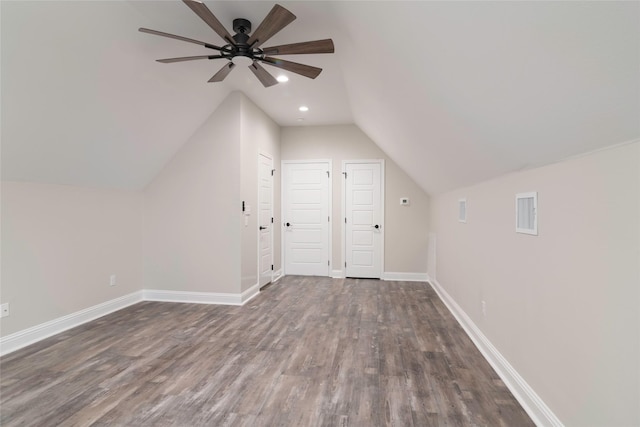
[430,142,640,426]
[1,182,143,336]
[143,92,242,294]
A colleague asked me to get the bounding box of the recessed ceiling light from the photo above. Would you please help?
[276,75,289,83]
[299,106,309,112]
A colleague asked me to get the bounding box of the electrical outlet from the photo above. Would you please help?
[110,275,116,287]
[1,303,9,318]
[481,300,487,317]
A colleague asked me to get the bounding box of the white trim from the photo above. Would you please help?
[428,276,564,427]
[342,159,385,279]
[341,166,346,276]
[380,161,385,277]
[427,232,437,282]
[327,161,333,277]
[331,269,345,279]
[458,198,467,223]
[382,272,428,282]
[516,191,538,235]
[281,159,333,165]
[258,152,275,287]
[241,283,261,304]
[0,291,143,356]
[143,289,244,306]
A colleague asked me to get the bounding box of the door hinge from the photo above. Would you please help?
[345,261,347,267]
[342,172,347,178]
[271,264,274,271]
[328,260,330,266]
[345,217,347,224]
[328,216,330,222]
[271,169,275,176]
[326,171,330,178]
[271,217,274,223]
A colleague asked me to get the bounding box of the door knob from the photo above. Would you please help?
[259,226,267,230]
[285,222,291,227]
[373,224,380,229]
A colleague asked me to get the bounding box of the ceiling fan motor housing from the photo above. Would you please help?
[233,18,251,36]
[232,18,253,57]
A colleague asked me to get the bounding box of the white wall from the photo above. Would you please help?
[239,94,281,291]
[430,142,640,426]
[0,182,143,336]
[281,125,430,275]
[143,93,242,294]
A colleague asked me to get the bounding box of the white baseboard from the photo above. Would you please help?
[143,289,244,306]
[0,291,143,357]
[1,286,266,356]
[428,276,563,427]
[241,283,260,304]
[331,269,345,278]
[382,272,428,282]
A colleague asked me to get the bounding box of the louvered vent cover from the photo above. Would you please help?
[516,192,537,235]
[458,199,467,223]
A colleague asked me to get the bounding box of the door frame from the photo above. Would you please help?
[258,152,274,287]
[341,159,385,278]
[281,159,333,276]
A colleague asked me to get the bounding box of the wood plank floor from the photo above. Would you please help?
[0,276,534,426]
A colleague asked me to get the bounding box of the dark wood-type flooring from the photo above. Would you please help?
[0,276,534,426]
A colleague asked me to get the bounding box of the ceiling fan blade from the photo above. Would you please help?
[156,55,223,63]
[261,57,322,79]
[262,39,334,55]
[139,28,223,51]
[248,62,278,87]
[247,4,296,48]
[208,62,236,82]
[182,0,234,44]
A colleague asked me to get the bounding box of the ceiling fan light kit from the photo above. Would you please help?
[139,0,335,87]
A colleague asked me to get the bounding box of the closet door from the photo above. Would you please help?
[282,161,331,276]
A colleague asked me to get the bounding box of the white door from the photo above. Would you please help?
[344,161,383,278]
[282,161,331,276]
[258,153,274,287]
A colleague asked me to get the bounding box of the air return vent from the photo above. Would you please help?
[516,192,537,235]
[458,199,467,223]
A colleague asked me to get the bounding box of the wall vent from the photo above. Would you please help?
[458,199,467,223]
[516,192,538,235]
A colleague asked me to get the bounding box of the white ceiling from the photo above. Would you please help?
[2,1,638,193]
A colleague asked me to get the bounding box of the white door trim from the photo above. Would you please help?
[341,159,385,278]
[258,152,274,287]
[281,159,332,276]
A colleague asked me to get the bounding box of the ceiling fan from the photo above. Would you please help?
[139,0,335,87]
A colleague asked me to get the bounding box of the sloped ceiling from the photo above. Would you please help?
[2,1,638,193]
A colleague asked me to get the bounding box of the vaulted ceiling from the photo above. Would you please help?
[2,1,638,194]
